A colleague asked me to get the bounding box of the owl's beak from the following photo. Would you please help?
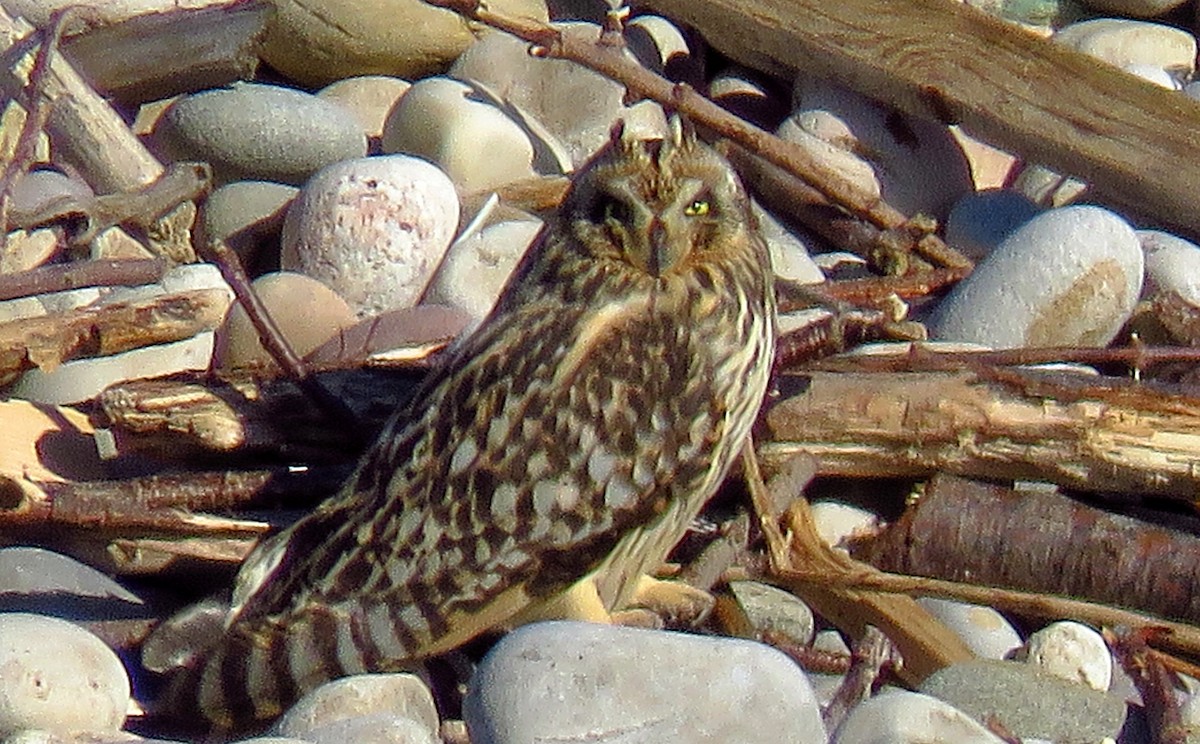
[645,216,682,276]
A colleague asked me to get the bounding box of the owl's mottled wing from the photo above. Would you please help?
[197,276,731,709]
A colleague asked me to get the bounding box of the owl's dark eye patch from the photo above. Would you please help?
[592,195,631,226]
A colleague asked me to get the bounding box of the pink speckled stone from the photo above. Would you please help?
[281,155,459,317]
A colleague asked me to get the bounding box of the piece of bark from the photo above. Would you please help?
[857,474,1200,626]
[642,0,1200,239]
[0,286,230,387]
[59,0,268,104]
[0,470,276,532]
[759,369,1200,500]
[99,367,424,461]
[0,7,164,193]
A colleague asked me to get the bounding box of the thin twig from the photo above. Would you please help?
[196,222,363,438]
[0,8,72,254]
[423,0,972,272]
[778,565,1200,661]
[1105,627,1189,744]
[0,258,167,301]
[741,438,790,573]
[822,626,898,733]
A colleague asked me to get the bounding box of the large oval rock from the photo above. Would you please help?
[381,77,538,193]
[259,0,549,87]
[281,155,460,317]
[0,613,130,737]
[781,78,972,222]
[465,621,827,744]
[928,205,1143,347]
[156,83,368,185]
[450,22,666,167]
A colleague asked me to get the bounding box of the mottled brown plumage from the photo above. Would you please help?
[163,117,776,729]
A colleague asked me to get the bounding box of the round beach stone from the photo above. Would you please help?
[204,181,298,243]
[756,202,825,285]
[928,205,1143,348]
[382,77,537,193]
[717,581,815,648]
[918,659,1128,742]
[287,714,436,744]
[0,547,141,605]
[450,23,666,168]
[274,673,438,741]
[809,501,879,549]
[465,621,827,744]
[782,78,972,221]
[1018,621,1112,691]
[832,690,1006,744]
[259,0,549,87]
[280,155,459,317]
[7,169,93,227]
[916,598,1023,660]
[317,76,413,141]
[421,219,542,321]
[1054,18,1196,77]
[156,83,368,185]
[214,272,357,370]
[1141,229,1200,303]
[0,613,129,737]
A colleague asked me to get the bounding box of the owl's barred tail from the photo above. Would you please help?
[159,605,386,731]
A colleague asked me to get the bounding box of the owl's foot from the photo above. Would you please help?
[624,574,715,626]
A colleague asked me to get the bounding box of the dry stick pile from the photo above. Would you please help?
[2,0,1200,738]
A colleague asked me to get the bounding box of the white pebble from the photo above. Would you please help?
[450,24,666,167]
[809,501,878,549]
[832,690,1006,744]
[917,597,1023,660]
[783,78,972,221]
[11,333,216,405]
[317,75,412,141]
[382,77,537,193]
[421,220,542,322]
[274,673,439,741]
[0,613,130,737]
[1019,621,1112,691]
[281,155,460,318]
[929,205,1143,348]
[1140,229,1200,303]
[1054,18,1196,79]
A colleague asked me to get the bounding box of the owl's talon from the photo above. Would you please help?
[627,574,716,626]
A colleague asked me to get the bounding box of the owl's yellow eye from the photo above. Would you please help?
[684,199,710,217]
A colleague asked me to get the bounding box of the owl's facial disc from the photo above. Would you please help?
[600,176,713,277]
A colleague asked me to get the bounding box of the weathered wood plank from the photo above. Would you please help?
[643,0,1200,236]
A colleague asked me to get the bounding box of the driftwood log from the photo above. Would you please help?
[643,0,1200,239]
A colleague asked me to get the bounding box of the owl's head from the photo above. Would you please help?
[560,116,762,279]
